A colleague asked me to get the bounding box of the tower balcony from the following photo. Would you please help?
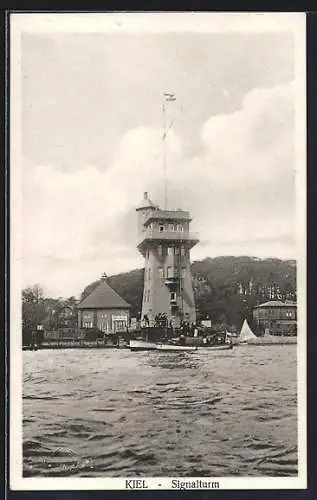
[165,275,180,286]
[137,229,199,255]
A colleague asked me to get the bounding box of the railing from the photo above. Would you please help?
[165,275,180,283]
[138,229,199,246]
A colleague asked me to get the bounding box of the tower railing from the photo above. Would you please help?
[138,229,199,246]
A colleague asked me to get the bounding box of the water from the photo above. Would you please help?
[23,345,297,477]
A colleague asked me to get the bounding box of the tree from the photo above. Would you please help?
[22,285,46,345]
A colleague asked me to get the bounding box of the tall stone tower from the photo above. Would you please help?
[136,192,199,327]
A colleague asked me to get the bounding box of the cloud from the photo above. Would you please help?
[22,82,295,297]
[159,82,295,254]
[198,82,294,188]
[22,31,295,171]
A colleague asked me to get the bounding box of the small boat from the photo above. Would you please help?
[23,344,39,351]
[129,339,158,351]
[156,344,198,352]
[203,343,233,351]
[238,319,257,345]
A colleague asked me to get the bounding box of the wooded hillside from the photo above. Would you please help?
[80,256,296,329]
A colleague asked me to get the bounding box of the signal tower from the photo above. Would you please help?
[136,192,199,327]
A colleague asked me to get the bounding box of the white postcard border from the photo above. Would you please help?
[9,11,307,491]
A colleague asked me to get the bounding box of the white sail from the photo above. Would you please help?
[239,319,257,343]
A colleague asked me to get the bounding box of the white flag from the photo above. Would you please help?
[163,92,176,102]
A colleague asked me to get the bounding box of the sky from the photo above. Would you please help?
[16,14,302,298]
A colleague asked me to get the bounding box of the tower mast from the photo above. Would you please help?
[162,100,168,210]
[162,92,176,211]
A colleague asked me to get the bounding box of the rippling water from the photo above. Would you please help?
[23,345,297,477]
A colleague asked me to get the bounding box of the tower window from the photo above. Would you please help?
[178,224,184,232]
[167,266,173,278]
[170,292,177,302]
[181,246,185,256]
[181,267,186,278]
[159,225,165,232]
[157,245,163,256]
[175,247,180,255]
[158,267,164,278]
[168,247,174,256]
[169,223,174,232]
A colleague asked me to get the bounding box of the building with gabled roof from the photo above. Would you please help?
[77,275,131,333]
[254,300,296,308]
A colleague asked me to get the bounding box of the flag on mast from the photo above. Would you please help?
[163,92,176,102]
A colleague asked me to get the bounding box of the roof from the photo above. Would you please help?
[255,300,297,308]
[77,280,131,310]
[144,209,191,225]
[136,192,157,211]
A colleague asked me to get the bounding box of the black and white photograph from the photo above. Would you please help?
[10,12,306,491]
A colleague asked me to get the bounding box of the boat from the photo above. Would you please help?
[200,330,234,350]
[156,344,198,352]
[129,339,158,351]
[130,339,198,352]
[23,344,39,351]
[238,319,258,345]
[202,343,233,351]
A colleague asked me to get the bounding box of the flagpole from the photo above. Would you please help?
[162,92,177,210]
[162,100,168,210]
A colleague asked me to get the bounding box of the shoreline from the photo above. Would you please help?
[23,340,297,351]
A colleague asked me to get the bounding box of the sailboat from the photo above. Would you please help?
[238,319,257,345]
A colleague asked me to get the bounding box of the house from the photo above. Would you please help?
[77,276,131,333]
[253,300,297,335]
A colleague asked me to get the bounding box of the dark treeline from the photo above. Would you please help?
[81,256,296,330]
[22,257,296,342]
[191,256,296,329]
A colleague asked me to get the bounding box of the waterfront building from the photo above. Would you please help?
[77,275,131,333]
[252,300,297,335]
[136,192,199,327]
